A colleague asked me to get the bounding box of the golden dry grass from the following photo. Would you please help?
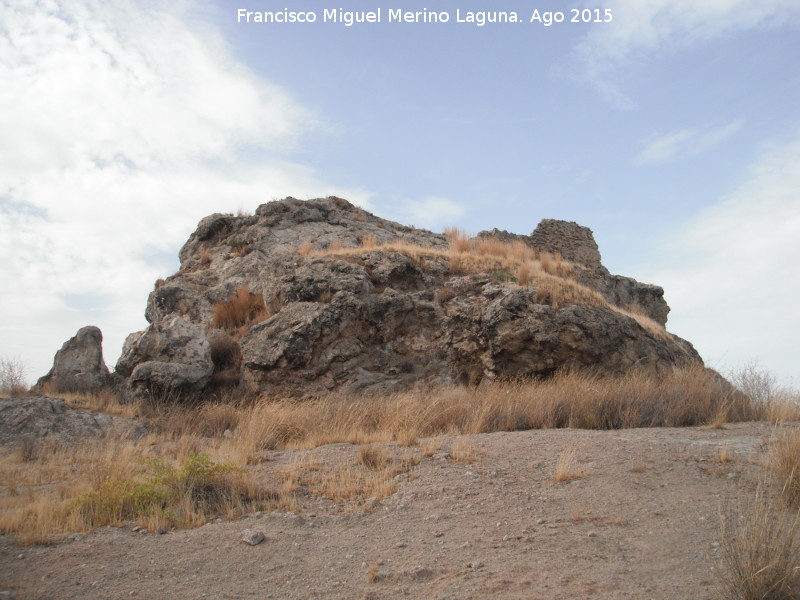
[768,427,800,506]
[219,366,754,463]
[306,229,673,340]
[3,365,785,545]
[719,486,800,600]
[449,438,477,464]
[0,437,279,544]
[551,448,586,483]
[211,284,270,332]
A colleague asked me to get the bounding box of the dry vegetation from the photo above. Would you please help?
[3,360,800,600]
[717,415,800,598]
[307,227,671,340]
[211,284,270,333]
[0,356,27,399]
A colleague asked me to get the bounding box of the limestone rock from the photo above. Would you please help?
[34,326,111,393]
[115,196,702,400]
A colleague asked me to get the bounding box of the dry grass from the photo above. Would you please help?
[2,365,774,544]
[198,245,212,266]
[768,427,800,506]
[0,356,27,398]
[279,448,417,505]
[719,486,800,600]
[449,438,477,464]
[728,363,800,424]
[307,230,672,339]
[211,284,270,333]
[551,448,586,483]
[714,444,735,464]
[220,366,752,460]
[0,435,277,544]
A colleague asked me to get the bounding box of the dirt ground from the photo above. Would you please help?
[0,422,781,599]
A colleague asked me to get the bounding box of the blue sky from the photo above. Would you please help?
[1,0,799,386]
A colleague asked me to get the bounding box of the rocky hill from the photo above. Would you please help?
[44,197,703,400]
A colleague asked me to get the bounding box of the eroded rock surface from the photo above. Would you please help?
[108,196,701,400]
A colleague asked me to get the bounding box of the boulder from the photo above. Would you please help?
[34,326,111,393]
[116,316,214,399]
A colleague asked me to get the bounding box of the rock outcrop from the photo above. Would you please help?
[0,396,145,447]
[34,326,111,393]
[108,196,701,400]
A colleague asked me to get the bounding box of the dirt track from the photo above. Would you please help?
[0,422,779,599]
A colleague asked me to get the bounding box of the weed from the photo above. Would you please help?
[719,487,800,600]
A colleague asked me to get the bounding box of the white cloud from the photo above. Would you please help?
[0,0,365,380]
[390,196,466,231]
[644,138,800,384]
[575,0,800,107]
[635,120,743,164]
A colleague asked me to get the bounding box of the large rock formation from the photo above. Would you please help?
[110,196,701,400]
[34,325,111,393]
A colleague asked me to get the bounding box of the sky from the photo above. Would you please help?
[1,0,798,387]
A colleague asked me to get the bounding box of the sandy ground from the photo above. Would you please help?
[0,421,781,599]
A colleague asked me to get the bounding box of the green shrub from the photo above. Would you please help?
[70,453,261,531]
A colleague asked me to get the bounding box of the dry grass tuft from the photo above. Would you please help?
[551,448,586,483]
[358,445,391,470]
[211,284,270,333]
[714,444,735,464]
[450,438,477,464]
[279,449,416,505]
[198,245,212,266]
[719,486,800,600]
[768,428,800,506]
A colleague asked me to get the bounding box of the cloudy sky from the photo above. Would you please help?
[1,0,798,386]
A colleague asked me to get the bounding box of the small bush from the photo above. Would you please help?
[0,356,27,398]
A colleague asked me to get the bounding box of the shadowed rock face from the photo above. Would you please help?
[95,196,701,400]
[34,326,111,393]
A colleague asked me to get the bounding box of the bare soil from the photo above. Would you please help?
[0,422,780,599]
